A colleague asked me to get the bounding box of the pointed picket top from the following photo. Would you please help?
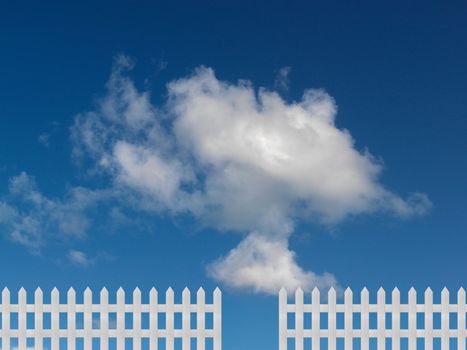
[312,287,320,297]
[67,287,76,298]
[35,287,43,298]
[425,287,433,299]
[117,287,125,303]
[214,287,222,299]
[408,287,417,303]
[344,287,352,303]
[457,287,465,305]
[361,287,369,298]
[133,287,142,299]
[295,287,304,299]
[197,287,206,297]
[279,287,287,303]
[166,287,174,303]
[392,287,400,304]
[18,287,26,304]
[100,287,109,297]
[377,287,385,303]
[51,287,59,298]
[441,287,449,303]
[84,287,92,297]
[2,287,10,297]
[150,287,158,303]
[182,287,190,305]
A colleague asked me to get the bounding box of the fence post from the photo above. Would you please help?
[294,288,304,350]
[278,288,287,350]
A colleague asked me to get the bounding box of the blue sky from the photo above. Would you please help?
[1,1,467,349]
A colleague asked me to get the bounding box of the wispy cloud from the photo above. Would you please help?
[0,172,112,252]
[68,249,93,267]
[274,66,291,92]
[68,56,431,294]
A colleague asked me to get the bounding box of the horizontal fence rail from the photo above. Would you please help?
[0,287,221,350]
[279,287,467,350]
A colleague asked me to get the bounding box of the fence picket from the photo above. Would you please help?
[311,288,320,350]
[197,288,206,350]
[377,287,386,350]
[18,288,27,350]
[100,288,109,350]
[51,288,60,350]
[278,288,287,350]
[67,288,76,350]
[360,288,369,350]
[424,288,433,350]
[328,288,337,350]
[344,288,353,350]
[408,288,417,350]
[182,287,191,350]
[458,288,466,350]
[2,288,10,350]
[441,288,449,350]
[117,288,125,350]
[295,288,304,350]
[392,288,401,350]
[166,287,175,350]
[133,287,142,350]
[149,288,159,350]
[213,287,222,350]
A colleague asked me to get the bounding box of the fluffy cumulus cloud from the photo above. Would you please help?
[69,56,431,294]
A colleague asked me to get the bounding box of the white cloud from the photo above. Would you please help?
[68,249,93,267]
[70,58,431,293]
[274,66,291,92]
[0,172,110,251]
[38,132,50,147]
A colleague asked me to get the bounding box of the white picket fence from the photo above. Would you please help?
[279,287,467,350]
[0,287,221,350]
